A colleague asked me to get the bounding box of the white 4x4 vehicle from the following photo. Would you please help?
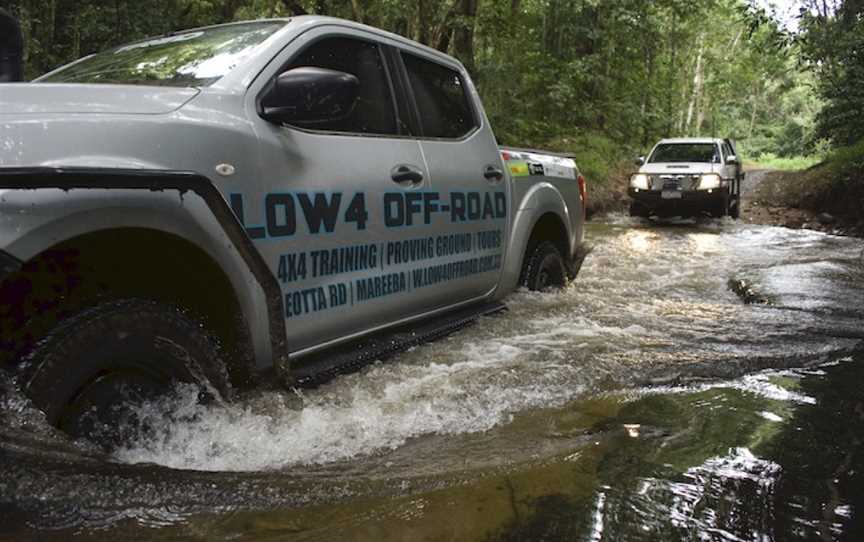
[628,138,744,219]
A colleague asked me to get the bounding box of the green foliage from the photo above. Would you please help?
[816,139,864,182]
[6,0,242,79]
[797,1,864,146]
[543,131,627,186]
[745,153,822,171]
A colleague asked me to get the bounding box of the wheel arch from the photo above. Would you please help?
[2,227,255,388]
[496,192,574,300]
[0,168,288,385]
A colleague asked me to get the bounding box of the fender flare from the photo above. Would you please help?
[497,183,575,297]
[0,167,289,377]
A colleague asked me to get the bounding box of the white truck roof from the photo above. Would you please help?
[656,138,725,145]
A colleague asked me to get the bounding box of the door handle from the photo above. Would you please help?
[483,165,504,182]
[391,165,424,185]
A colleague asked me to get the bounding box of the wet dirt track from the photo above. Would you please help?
[2,216,864,540]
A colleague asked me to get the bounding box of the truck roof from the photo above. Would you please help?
[180,15,469,92]
[656,137,725,145]
[182,16,446,60]
[288,16,458,62]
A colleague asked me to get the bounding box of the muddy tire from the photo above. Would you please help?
[21,299,230,447]
[711,195,731,218]
[729,195,741,219]
[521,241,568,291]
[629,202,649,218]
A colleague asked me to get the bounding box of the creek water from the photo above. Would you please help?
[2,217,863,540]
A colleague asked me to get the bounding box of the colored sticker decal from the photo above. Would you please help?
[541,163,577,180]
[508,161,530,177]
[528,163,545,176]
[522,152,578,180]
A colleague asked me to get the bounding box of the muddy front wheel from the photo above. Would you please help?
[729,194,741,219]
[629,202,649,218]
[521,241,568,292]
[21,299,230,448]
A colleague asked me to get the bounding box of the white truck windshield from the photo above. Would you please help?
[649,143,720,163]
[39,22,284,87]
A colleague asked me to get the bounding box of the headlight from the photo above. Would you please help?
[698,174,721,190]
[630,174,649,190]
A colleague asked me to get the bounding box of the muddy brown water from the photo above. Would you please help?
[2,216,863,540]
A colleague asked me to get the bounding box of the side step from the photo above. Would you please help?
[290,301,507,388]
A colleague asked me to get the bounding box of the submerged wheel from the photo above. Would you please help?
[521,241,568,291]
[629,202,649,218]
[729,195,741,219]
[21,299,229,448]
[711,195,731,218]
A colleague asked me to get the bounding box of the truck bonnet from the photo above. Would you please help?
[639,162,722,175]
[0,83,200,115]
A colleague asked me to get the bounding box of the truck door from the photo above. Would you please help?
[394,49,508,308]
[243,30,434,354]
[723,139,742,180]
[719,140,737,190]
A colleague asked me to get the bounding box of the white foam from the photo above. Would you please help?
[114,339,586,471]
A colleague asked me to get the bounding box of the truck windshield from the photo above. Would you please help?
[39,22,285,87]
[649,143,720,163]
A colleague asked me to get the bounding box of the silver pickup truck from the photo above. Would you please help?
[0,17,587,443]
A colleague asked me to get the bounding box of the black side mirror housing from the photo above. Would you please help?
[260,67,359,126]
[635,156,645,166]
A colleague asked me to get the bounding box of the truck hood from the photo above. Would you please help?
[639,162,721,175]
[0,84,200,115]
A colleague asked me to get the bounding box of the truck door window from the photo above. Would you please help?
[284,37,397,135]
[401,53,476,139]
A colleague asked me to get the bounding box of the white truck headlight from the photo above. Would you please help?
[698,174,721,190]
[630,174,650,190]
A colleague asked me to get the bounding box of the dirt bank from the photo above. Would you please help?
[746,168,864,237]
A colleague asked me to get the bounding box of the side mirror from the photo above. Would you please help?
[635,156,645,166]
[726,155,738,165]
[260,67,359,125]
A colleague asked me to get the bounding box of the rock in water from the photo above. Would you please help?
[817,212,836,225]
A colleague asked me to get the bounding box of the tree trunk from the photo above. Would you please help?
[666,12,678,135]
[748,83,761,139]
[281,0,307,15]
[432,0,460,52]
[452,0,477,74]
[350,0,365,23]
[685,34,704,135]
[641,45,654,148]
[696,91,709,136]
[417,0,428,44]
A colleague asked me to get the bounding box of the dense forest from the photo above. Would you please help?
[2,0,861,191]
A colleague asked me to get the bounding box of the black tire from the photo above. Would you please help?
[729,195,741,219]
[629,202,649,218]
[730,179,742,219]
[521,241,568,291]
[21,299,230,447]
[711,195,731,218]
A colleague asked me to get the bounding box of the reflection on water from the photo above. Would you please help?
[1,218,863,539]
